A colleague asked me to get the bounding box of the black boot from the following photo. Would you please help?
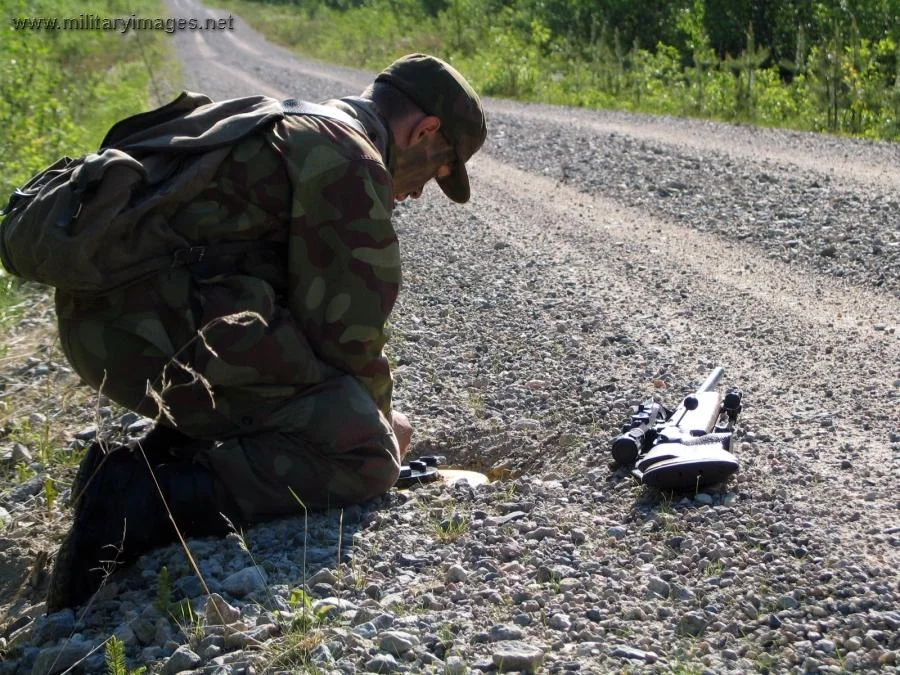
[131,424,212,463]
[69,425,212,508]
[47,448,241,612]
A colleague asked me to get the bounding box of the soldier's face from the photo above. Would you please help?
[392,129,456,203]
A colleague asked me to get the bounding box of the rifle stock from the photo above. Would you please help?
[610,367,743,491]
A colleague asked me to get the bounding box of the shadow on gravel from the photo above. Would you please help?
[410,423,574,481]
[0,496,384,663]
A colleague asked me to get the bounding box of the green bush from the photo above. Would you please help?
[0,0,174,199]
[169,0,900,140]
[0,0,174,324]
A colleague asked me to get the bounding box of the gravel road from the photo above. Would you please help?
[1,0,898,673]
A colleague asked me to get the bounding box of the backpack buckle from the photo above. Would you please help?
[172,246,206,267]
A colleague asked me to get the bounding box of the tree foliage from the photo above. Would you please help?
[224,0,900,139]
[0,0,173,199]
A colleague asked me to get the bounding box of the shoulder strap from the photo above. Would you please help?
[281,99,368,138]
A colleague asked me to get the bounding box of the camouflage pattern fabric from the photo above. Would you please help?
[56,111,401,518]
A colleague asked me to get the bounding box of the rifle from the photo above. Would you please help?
[610,367,743,491]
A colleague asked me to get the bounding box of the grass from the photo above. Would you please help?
[0,0,179,495]
[261,630,325,674]
[1,0,180,198]
[105,636,147,675]
[339,542,376,591]
[0,308,96,503]
[170,600,206,648]
[704,559,724,577]
[154,566,172,613]
[466,389,485,416]
[8,417,55,466]
[0,273,25,333]
[432,508,470,542]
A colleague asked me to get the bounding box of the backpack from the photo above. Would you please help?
[0,92,366,294]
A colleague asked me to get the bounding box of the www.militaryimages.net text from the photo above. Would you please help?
[10,13,234,33]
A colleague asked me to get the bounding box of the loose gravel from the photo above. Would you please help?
[0,0,898,673]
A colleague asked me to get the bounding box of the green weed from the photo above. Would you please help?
[705,559,724,577]
[466,390,485,415]
[433,510,470,542]
[43,477,57,513]
[104,636,147,675]
[9,419,53,465]
[0,273,25,331]
[170,600,205,646]
[14,462,36,483]
[155,566,172,613]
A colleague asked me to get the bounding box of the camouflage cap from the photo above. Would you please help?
[376,53,486,203]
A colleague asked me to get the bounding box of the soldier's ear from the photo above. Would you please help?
[409,115,441,145]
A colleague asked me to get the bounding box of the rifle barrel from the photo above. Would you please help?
[697,367,725,393]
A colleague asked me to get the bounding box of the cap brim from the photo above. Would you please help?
[437,163,470,204]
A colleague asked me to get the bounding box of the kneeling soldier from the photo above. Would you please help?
[45,54,486,610]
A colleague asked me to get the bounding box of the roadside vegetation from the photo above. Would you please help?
[0,274,22,331]
[0,0,174,512]
[218,0,900,141]
[0,0,175,200]
[0,0,176,321]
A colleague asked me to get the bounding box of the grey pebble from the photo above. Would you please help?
[777,594,800,610]
[611,645,648,661]
[6,476,44,503]
[312,596,356,619]
[161,645,202,675]
[525,526,556,540]
[307,567,338,586]
[224,623,278,649]
[73,426,97,441]
[445,563,468,583]
[548,613,572,631]
[489,624,525,641]
[118,411,142,430]
[607,526,628,539]
[444,655,468,675]
[206,593,241,626]
[677,612,708,636]
[379,630,418,655]
[647,576,671,598]
[365,653,400,672]
[353,622,377,639]
[11,444,32,465]
[491,641,545,673]
[31,642,95,675]
[31,609,75,646]
[221,565,268,597]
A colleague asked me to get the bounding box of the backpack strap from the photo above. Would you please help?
[163,101,367,275]
[148,102,369,280]
[281,99,368,138]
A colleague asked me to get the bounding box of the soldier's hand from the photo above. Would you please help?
[392,411,412,460]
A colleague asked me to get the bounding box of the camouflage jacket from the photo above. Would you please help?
[272,107,398,416]
[84,106,398,419]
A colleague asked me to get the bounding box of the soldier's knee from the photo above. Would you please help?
[330,438,400,505]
